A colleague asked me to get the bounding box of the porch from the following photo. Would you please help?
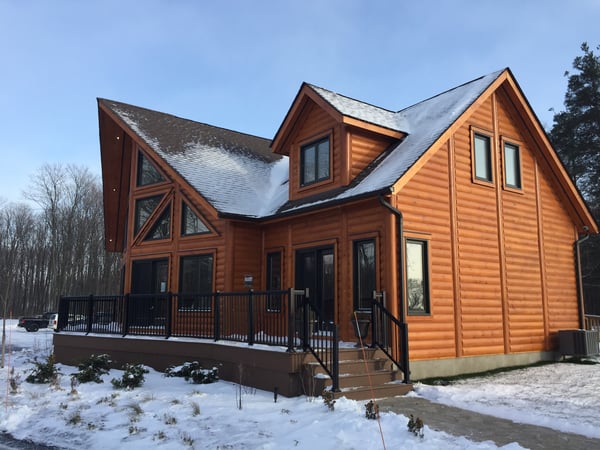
[53,289,412,399]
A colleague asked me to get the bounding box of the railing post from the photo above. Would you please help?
[165,292,173,339]
[122,293,130,337]
[331,324,340,392]
[286,288,295,352]
[302,291,310,351]
[86,294,94,335]
[370,291,380,348]
[214,291,220,341]
[248,290,254,346]
[400,322,410,383]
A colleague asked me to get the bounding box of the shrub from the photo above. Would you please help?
[365,400,379,420]
[165,362,219,384]
[321,389,336,411]
[111,363,149,390]
[407,414,424,438]
[72,354,112,383]
[26,354,60,384]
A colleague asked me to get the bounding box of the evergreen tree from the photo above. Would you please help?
[550,42,600,208]
[550,42,600,313]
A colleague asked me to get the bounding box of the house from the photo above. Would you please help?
[54,68,598,395]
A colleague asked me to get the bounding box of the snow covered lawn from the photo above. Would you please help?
[1,320,598,449]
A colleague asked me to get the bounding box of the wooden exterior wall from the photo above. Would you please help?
[395,89,580,361]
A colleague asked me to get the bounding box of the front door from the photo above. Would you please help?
[295,247,335,324]
[130,259,168,326]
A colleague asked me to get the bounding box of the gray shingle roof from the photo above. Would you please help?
[101,69,504,219]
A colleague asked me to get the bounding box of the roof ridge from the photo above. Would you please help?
[306,83,397,114]
[396,69,506,114]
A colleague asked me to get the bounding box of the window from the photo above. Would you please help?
[137,151,165,187]
[181,202,210,236]
[300,136,330,186]
[354,239,376,310]
[406,239,430,315]
[503,142,521,189]
[473,133,493,182]
[144,205,171,241]
[179,254,214,311]
[134,195,163,235]
[266,252,282,311]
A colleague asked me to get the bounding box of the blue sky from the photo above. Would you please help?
[1,0,598,204]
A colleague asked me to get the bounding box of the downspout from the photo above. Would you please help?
[379,194,410,383]
[575,226,590,329]
[379,194,406,323]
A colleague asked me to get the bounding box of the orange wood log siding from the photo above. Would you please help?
[396,90,579,361]
[349,128,395,180]
[261,200,390,341]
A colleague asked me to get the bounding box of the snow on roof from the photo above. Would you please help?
[102,100,290,218]
[309,84,409,132]
[277,70,504,214]
[102,69,503,219]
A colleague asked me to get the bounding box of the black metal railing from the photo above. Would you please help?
[58,288,341,391]
[371,291,410,383]
[296,290,339,392]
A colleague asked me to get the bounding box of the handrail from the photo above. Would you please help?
[298,294,340,392]
[371,291,410,383]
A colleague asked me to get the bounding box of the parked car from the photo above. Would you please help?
[17,312,56,332]
[48,313,59,331]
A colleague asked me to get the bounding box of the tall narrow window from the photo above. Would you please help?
[266,252,282,311]
[179,254,214,311]
[406,239,430,315]
[300,137,330,186]
[504,142,522,189]
[137,151,165,187]
[473,133,492,182]
[181,202,210,236]
[134,195,162,235]
[144,205,171,241]
[354,239,376,311]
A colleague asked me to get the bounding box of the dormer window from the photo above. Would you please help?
[300,136,330,186]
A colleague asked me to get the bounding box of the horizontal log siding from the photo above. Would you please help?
[539,172,579,333]
[454,101,505,357]
[349,129,394,179]
[230,222,263,291]
[397,144,456,359]
[496,93,545,352]
[287,101,341,201]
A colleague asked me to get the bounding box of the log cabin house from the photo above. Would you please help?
[54,68,598,398]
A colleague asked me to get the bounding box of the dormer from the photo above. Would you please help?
[271,83,408,201]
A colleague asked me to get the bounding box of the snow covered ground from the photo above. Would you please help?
[1,320,598,449]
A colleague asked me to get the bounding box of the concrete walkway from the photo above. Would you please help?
[377,396,600,450]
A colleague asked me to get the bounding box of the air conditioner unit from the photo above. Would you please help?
[558,329,600,357]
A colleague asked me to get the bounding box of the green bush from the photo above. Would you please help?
[164,362,219,384]
[26,354,60,384]
[72,354,112,383]
[111,363,149,390]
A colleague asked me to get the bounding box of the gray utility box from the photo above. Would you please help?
[558,329,600,356]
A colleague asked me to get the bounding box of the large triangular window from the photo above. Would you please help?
[134,194,163,235]
[181,201,210,236]
[144,204,171,241]
[137,151,165,187]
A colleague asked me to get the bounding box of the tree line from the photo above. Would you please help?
[0,164,121,317]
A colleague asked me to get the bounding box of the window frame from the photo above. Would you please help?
[501,138,523,192]
[471,128,494,185]
[134,194,163,236]
[405,238,431,316]
[178,253,214,312]
[299,135,331,187]
[136,150,166,187]
[143,204,171,241]
[180,201,211,237]
[266,251,283,312]
[353,238,377,311]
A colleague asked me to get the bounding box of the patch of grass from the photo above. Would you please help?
[417,360,555,385]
